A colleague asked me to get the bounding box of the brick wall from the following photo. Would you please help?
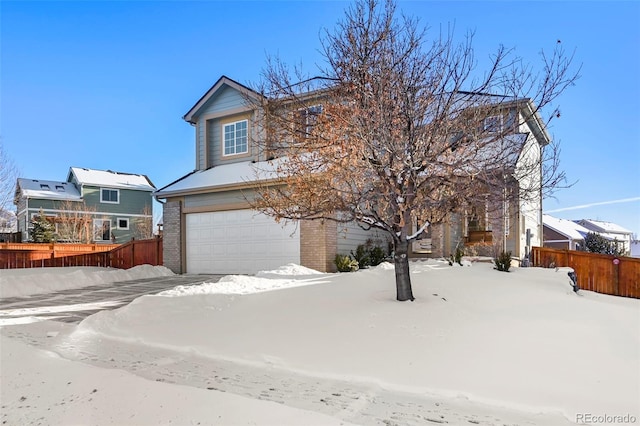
[162,200,182,273]
[300,219,337,272]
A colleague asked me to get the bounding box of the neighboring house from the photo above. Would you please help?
[14,167,155,243]
[574,219,633,256]
[631,240,640,258]
[0,209,17,233]
[155,75,549,274]
[542,214,591,250]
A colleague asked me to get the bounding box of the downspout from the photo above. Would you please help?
[539,142,544,253]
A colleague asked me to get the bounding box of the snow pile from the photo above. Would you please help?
[255,262,324,278]
[71,261,639,421]
[160,263,328,296]
[0,265,174,298]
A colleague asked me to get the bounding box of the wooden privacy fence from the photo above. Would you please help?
[110,238,163,269]
[531,247,640,299]
[0,239,162,270]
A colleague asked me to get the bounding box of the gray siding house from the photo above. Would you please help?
[156,75,550,274]
[15,167,155,243]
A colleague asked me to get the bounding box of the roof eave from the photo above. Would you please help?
[154,178,282,200]
[521,99,551,146]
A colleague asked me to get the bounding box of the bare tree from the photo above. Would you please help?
[55,200,96,243]
[134,205,154,240]
[0,139,19,214]
[250,0,579,301]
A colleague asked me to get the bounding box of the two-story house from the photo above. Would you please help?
[14,167,155,243]
[155,75,549,274]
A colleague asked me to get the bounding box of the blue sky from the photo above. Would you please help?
[2,1,639,236]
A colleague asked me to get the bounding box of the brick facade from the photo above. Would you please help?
[162,200,182,273]
[300,219,338,272]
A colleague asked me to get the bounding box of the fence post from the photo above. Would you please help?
[613,258,620,295]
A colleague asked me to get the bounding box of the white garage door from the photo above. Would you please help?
[185,210,300,274]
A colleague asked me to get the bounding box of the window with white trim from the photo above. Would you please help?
[101,188,119,204]
[93,219,111,241]
[223,119,248,156]
[117,218,129,230]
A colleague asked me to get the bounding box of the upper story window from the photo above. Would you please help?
[223,119,248,156]
[484,115,503,133]
[296,105,323,139]
[101,188,119,204]
[40,184,50,190]
[55,185,65,192]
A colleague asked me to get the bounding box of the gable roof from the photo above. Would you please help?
[16,178,82,201]
[574,219,632,235]
[183,75,262,124]
[68,167,156,191]
[543,214,590,240]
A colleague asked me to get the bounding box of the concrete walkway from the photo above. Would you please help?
[0,274,223,324]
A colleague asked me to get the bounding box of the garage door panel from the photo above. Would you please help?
[186,210,300,274]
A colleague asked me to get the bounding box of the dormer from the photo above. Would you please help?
[183,76,264,170]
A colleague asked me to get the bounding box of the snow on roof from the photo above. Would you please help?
[69,167,155,191]
[576,219,632,235]
[155,159,282,197]
[17,179,82,201]
[543,214,590,240]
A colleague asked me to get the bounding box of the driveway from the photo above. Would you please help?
[0,274,223,325]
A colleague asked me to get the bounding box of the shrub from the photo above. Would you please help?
[448,246,464,266]
[494,251,512,272]
[335,254,359,272]
[368,245,388,266]
[351,239,389,268]
[350,244,371,268]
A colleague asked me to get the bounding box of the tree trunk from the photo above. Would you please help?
[394,239,414,301]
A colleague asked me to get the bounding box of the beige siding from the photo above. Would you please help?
[183,189,256,210]
[336,221,389,255]
[194,86,253,170]
[208,113,255,166]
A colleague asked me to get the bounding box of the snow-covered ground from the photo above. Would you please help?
[1,260,639,425]
[0,264,175,298]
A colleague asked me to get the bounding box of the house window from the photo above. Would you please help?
[93,219,111,241]
[40,184,50,190]
[56,185,65,192]
[484,115,503,133]
[296,105,323,139]
[117,218,129,230]
[223,120,248,156]
[101,188,119,204]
